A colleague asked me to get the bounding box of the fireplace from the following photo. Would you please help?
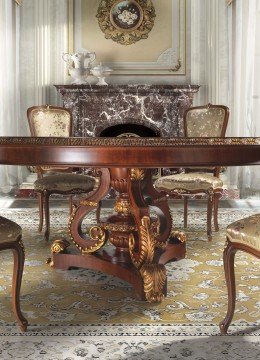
[54,84,199,183]
[55,84,200,138]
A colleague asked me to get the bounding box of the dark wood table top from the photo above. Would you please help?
[0,137,260,168]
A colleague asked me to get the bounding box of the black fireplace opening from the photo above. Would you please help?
[98,123,160,137]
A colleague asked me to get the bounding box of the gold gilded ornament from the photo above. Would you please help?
[114,198,131,214]
[129,216,154,269]
[130,168,145,181]
[140,263,167,302]
[81,226,106,254]
[79,200,98,207]
[170,230,186,243]
[96,0,156,46]
[51,238,70,254]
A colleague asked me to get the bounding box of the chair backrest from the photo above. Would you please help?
[184,103,229,138]
[183,103,229,176]
[27,105,72,137]
[27,105,72,174]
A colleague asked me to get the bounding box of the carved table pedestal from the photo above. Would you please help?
[51,166,186,302]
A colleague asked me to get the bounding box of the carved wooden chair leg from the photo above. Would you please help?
[43,191,50,242]
[11,239,28,332]
[184,196,188,228]
[213,192,221,232]
[206,193,213,241]
[37,192,44,232]
[219,240,237,334]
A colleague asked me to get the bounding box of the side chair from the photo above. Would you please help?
[0,216,28,331]
[154,103,229,241]
[27,105,97,242]
[220,213,260,334]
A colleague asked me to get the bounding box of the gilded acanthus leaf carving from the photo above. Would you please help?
[130,168,145,181]
[140,263,167,302]
[129,216,155,269]
[129,215,167,302]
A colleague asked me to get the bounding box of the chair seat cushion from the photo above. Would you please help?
[154,173,223,193]
[34,174,96,192]
[0,216,21,243]
[227,213,260,251]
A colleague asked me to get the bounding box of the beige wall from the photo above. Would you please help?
[19,0,229,105]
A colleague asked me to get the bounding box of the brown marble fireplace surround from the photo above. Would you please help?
[55,84,200,138]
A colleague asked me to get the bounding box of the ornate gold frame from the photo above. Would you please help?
[96,0,155,46]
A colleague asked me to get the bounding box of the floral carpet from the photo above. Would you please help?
[0,207,259,359]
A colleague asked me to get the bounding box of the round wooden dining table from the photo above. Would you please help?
[0,136,260,302]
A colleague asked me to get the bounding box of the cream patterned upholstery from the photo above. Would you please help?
[29,107,71,137]
[186,107,226,137]
[226,214,260,251]
[28,106,71,172]
[154,173,223,193]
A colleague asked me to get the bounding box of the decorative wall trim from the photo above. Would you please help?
[69,0,186,75]
[15,0,22,5]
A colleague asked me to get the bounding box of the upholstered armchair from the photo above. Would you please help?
[27,105,97,242]
[220,214,260,334]
[154,103,229,240]
[0,216,28,331]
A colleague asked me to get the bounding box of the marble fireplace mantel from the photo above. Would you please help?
[55,84,200,138]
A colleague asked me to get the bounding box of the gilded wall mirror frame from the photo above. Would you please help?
[97,0,156,46]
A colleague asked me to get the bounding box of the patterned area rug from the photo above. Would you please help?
[0,207,259,359]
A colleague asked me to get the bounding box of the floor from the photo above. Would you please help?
[1,196,260,210]
[0,196,259,359]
